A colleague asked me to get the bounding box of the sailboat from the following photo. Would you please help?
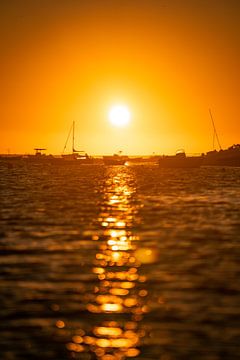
[203,110,240,166]
[61,121,94,164]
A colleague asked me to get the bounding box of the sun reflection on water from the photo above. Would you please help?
[65,168,149,359]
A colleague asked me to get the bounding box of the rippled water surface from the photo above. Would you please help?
[1,162,240,360]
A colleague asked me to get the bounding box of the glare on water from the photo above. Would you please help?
[63,169,152,360]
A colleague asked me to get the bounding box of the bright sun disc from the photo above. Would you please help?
[109,105,131,127]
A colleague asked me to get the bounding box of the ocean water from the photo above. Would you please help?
[0,162,240,360]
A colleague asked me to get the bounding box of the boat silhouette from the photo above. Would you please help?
[203,145,240,167]
[22,148,55,162]
[103,151,128,165]
[62,121,94,164]
[158,150,203,168]
[203,110,240,166]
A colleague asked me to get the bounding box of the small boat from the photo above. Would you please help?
[23,148,54,162]
[103,152,128,165]
[158,150,203,168]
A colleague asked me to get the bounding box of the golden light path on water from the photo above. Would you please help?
[62,167,157,360]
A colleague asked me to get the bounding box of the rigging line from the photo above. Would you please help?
[213,127,216,150]
[209,109,222,150]
[62,122,73,154]
[72,121,75,153]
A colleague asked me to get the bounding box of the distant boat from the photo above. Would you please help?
[62,121,94,164]
[158,150,203,168]
[103,152,128,165]
[203,145,240,167]
[23,148,54,162]
[203,110,240,166]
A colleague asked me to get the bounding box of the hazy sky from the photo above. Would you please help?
[1,0,239,154]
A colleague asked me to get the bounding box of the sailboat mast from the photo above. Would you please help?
[209,109,222,150]
[72,121,75,153]
[62,122,73,154]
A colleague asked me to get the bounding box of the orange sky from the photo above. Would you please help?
[1,0,239,155]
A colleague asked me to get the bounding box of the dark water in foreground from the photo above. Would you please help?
[1,163,240,360]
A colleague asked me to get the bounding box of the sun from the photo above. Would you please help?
[108,105,131,127]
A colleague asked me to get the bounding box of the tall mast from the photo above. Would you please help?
[72,121,75,153]
[62,122,73,154]
[209,109,222,150]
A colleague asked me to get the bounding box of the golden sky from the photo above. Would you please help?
[1,0,239,155]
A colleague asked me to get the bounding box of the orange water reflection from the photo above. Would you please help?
[66,168,148,360]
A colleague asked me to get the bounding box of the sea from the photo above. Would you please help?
[0,162,240,360]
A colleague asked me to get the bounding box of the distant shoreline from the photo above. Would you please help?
[0,144,239,159]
